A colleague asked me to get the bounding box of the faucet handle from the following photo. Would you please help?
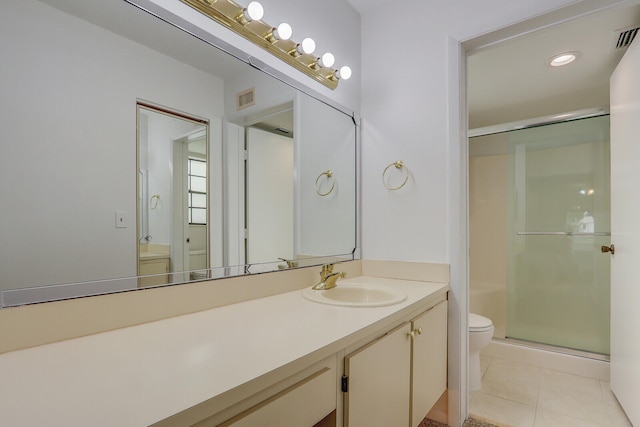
[278,258,299,269]
[320,263,335,280]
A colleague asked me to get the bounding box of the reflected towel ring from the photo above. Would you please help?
[382,161,409,190]
[315,170,335,196]
[150,194,160,209]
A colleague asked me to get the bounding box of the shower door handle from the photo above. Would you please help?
[601,244,615,255]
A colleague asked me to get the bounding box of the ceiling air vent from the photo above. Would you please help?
[237,87,255,111]
[613,26,639,50]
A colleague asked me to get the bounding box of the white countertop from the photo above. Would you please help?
[0,276,448,426]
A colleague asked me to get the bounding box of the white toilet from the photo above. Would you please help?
[469,313,494,392]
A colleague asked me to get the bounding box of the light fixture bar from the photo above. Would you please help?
[181,0,341,89]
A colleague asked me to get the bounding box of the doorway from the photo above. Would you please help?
[136,103,209,287]
[462,2,640,425]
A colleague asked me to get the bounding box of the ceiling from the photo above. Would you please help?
[51,0,640,132]
[468,2,640,129]
[345,0,640,130]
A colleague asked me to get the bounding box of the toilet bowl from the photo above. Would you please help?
[469,313,494,392]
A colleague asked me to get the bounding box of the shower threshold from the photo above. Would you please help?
[496,337,610,362]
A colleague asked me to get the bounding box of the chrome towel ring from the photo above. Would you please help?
[382,161,409,190]
[315,170,335,196]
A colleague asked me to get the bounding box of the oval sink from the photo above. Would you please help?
[302,283,407,307]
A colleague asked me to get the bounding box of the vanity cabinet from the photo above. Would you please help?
[343,300,448,427]
[138,258,170,287]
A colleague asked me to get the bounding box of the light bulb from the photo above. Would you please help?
[297,38,316,55]
[243,1,264,22]
[318,52,335,68]
[273,23,292,40]
[336,65,352,80]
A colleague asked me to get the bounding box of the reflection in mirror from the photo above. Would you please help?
[246,110,294,265]
[137,105,209,287]
[0,0,357,307]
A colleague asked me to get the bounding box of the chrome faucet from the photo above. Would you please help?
[312,264,346,290]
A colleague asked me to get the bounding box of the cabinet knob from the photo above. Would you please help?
[407,327,423,339]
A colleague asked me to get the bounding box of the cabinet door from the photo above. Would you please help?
[344,323,411,427]
[411,300,448,427]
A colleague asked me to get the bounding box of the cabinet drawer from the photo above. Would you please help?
[218,365,336,427]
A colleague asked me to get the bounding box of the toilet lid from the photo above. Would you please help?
[469,313,494,332]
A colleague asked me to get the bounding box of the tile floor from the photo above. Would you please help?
[469,355,633,427]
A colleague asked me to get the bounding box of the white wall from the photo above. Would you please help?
[359,0,587,263]
[0,0,224,291]
[358,1,609,424]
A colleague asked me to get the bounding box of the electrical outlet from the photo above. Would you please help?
[115,211,127,228]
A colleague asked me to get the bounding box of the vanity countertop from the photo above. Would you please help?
[0,276,448,426]
[139,251,171,260]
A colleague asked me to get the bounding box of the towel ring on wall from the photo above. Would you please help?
[382,161,409,190]
[315,170,335,196]
[150,194,161,209]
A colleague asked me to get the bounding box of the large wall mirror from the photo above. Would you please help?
[0,0,358,307]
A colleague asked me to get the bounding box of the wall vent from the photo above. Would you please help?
[613,26,640,50]
[237,87,255,111]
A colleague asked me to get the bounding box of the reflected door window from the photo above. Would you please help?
[188,158,207,225]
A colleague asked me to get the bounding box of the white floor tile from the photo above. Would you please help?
[536,387,608,425]
[606,400,633,427]
[534,407,606,427]
[481,359,541,406]
[539,369,603,398]
[480,355,493,377]
[470,357,634,427]
[600,381,618,403]
[470,391,536,427]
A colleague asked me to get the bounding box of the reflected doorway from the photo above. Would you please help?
[137,103,209,287]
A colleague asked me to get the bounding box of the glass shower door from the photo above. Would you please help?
[506,115,611,355]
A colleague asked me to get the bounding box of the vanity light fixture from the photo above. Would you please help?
[318,52,335,68]
[182,0,351,89]
[272,23,292,41]
[237,1,263,24]
[549,52,579,67]
[336,65,352,80]
[297,37,316,55]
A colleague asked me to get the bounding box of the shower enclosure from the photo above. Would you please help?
[469,114,611,356]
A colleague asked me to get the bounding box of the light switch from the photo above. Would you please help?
[115,211,128,228]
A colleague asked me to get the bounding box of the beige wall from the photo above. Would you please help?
[469,150,507,338]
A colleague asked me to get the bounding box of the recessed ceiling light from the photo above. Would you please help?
[549,52,579,67]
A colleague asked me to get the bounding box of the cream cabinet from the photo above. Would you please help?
[181,356,338,427]
[138,258,169,287]
[344,300,448,427]
[217,366,336,427]
[411,300,448,426]
[344,323,412,427]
